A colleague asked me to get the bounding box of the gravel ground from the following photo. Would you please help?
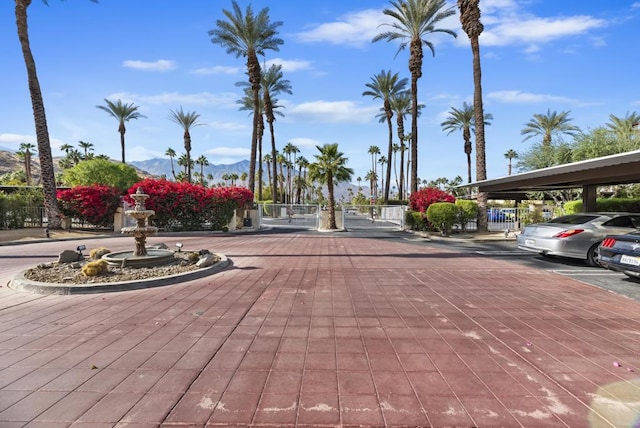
[23,252,209,285]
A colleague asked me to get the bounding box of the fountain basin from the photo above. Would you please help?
[102,248,175,267]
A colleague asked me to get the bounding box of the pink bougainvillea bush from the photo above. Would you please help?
[407,187,456,230]
[57,185,123,227]
[125,178,254,231]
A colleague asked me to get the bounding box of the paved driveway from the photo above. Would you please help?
[1,231,639,426]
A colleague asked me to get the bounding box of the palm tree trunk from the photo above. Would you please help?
[471,35,488,231]
[269,122,278,204]
[384,110,393,203]
[409,37,422,195]
[257,116,264,200]
[184,131,192,183]
[247,52,261,196]
[327,172,336,229]
[119,128,126,163]
[15,0,61,229]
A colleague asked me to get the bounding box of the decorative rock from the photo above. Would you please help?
[198,249,211,256]
[196,254,216,268]
[58,250,80,263]
[69,262,82,269]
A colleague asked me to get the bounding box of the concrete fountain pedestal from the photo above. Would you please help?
[102,187,175,267]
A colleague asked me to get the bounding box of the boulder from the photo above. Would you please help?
[196,254,216,269]
[58,250,80,264]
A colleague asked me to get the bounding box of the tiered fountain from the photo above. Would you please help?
[102,187,174,267]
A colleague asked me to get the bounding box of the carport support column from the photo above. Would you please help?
[582,185,597,212]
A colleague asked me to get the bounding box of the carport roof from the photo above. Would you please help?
[465,149,640,195]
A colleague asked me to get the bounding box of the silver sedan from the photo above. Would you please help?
[517,213,640,266]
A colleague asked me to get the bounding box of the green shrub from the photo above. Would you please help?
[426,202,459,236]
[0,188,45,229]
[563,198,640,214]
[405,210,428,231]
[455,200,478,231]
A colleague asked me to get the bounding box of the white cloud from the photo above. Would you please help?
[265,58,313,72]
[204,146,250,164]
[122,59,176,71]
[0,133,35,147]
[287,137,322,149]
[106,91,239,108]
[126,145,165,162]
[487,90,580,105]
[288,100,378,123]
[191,65,241,75]
[208,121,248,132]
[295,9,388,48]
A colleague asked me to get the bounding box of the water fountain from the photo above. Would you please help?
[102,187,174,267]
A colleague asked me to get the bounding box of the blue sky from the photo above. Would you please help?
[1,0,639,184]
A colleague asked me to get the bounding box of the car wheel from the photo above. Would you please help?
[586,243,601,267]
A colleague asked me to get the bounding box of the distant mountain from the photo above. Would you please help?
[129,158,251,183]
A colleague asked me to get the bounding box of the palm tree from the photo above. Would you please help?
[373,0,456,194]
[458,0,489,230]
[276,152,286,201]
[440,102,493,183]
[521,109,581,147]
[165,147,177,180]
[196,155,209,185]
[237,88,266,199]
[364,169,378,201]
[378,156,388,199]
[260,64,292,204]
[606,112,640,149]
[96,98,146,163]
[59,143,73,155]
[263,153,273,197]
[18,142,36,185]
[283,142,299,204]
[368,145,381,198]
[308,143,354,230]
[209,1,283,196]
[295,156,309,203]
[14,0,79,228]
[168,106,203,183]
[363,70,408,203]
[389,92,414,200]
[357,176,363,192]
[77,140,94,160]
[504,149,518,176]
[240,172,248,187]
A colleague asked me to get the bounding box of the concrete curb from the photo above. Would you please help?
[8,253,231,295]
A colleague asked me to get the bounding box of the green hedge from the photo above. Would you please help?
[455,200,478,231]
[564,198,640,214]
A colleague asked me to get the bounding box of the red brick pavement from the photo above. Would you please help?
[0,232,639,426]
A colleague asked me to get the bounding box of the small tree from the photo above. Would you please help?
[61,158,139,192]
[426,202,459,236]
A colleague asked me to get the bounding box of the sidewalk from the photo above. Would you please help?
[0,231,638,426]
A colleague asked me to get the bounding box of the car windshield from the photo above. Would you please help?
[547,214,600,225]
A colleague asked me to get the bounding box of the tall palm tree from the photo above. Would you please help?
[276,152,286,201]
[168,106,203,183]
[237,88,266,199]
[14,0,89,228]
[373,0,456,194]
[504,149,518,176]
[521,109,581,147]
[368,145,381,198]
[363,69,408,203]
[263,153,273,198]
[295,156,309,203]
[378,156,388,199]
[96,98,146,163]
[283,142,299,204]
[18,142,36,185]
[389,92,415,200]
[458,0,488,230]
[77,140,94,160]
[59,143,73,155]
[308,143,354,230]
[196,155,209,185]
[209,1,283,196]
[262,65,292,204]
[440,101,493,183]
[165,147,177,180]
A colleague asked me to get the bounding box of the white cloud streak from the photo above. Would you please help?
[122,59,176,71]
[107,91,239,108]
[487,90,580,105]
[288,100,378,123]
[191,65,241,75]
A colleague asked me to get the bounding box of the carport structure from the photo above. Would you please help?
[466,149,640,210]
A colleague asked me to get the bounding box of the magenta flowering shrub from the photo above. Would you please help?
[125,179,254,231]
[57,185,122,227]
